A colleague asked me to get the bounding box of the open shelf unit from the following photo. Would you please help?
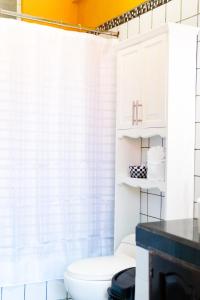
[114,24,197,248]
[118,177,165,193]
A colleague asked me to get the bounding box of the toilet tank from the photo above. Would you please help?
[115,234,136,258]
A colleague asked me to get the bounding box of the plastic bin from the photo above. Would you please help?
[107,267,136,300]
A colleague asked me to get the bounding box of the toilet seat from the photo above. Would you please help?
[65,255,136,281]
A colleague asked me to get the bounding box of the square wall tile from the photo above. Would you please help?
[197,43,200,69]
[142,138,149,148]
[128,17,140,38]
[25,283,46,300]
[196,69,200,95]
[47,280,66,300]
[182,0,198,20]
[141,192,148,214]
[2,286,24,300]
[195,150,200,176]
[142,148,148,164]
[150,136,163,147]
[181,16,198,26]
[118,23,128,41]
[152,5,166,29]
[195,176,200,201]
[148,188,162,196]
[140,214,148,223]
[196,96,200,122]
[166,0,181,22]
[148,194,161,219]
[196,123,200,149]
[140,10,152,34]
[194,202,198,219]
[148,216,160,223]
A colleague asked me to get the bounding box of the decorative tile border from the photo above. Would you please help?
[97,0,171,31]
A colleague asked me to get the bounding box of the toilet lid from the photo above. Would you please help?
[65,255,136,281]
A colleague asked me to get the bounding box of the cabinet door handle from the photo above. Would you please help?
[132,101,136,126]
[136,100,142,123]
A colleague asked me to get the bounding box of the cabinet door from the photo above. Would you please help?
[117,45,141,129]
[150,251,200,300]
[140,34,167,128]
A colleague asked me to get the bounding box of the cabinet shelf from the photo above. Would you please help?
[117,128,166,139]
[118,177,165,192]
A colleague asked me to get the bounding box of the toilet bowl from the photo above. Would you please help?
[64,234,136,300]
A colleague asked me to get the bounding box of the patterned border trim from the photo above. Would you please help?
[97,0,171,31]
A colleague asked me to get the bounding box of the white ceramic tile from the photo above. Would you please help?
[140,214,148,223]
[148,216,160,222]
[47,280,66,300]
[140,10,152,34]
[136,246,149,280]
[25,282,46,300]
[142,138,149,148]
[194,202,198,218]
[148,194,161,219]
[198,24,200,41]
[152,5,166,29]
[196,69,200,95]
[182,0,198,19]
[195,150,200,176]
[197,44,200,69]
[181,15,198,26]
[128,17,140,38]
[166,0,181,22]
[196,97,200,122]
[2,286,24,300]
[135,277,149,300]
[150,136,163,147]
[196,123,200,149]
[142,148,148,164]
[141,192,147,214]
[148,188,161,196]
[195,176,200,200]
[118,23,128,41]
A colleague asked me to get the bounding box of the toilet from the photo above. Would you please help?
[64,234,136,300]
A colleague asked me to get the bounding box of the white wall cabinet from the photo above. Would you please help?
[114,23,198,248]
[117,32,167,130]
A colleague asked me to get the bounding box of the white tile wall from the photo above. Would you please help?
[166,0,181,22]
[196,123,200,149]
[141,192,148,215]
[195,151,200,176]
[195,176,200,201]
[152,5,166,29]
[128,17,140,38]
[25,283,46,300]
[181,15,198,26]
[196,97,200,121]
[2,286,24,300]
[140,11,152,34]
[2,281,68,300]
[181,0,198,19]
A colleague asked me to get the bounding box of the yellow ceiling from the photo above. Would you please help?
[22,0,146,28]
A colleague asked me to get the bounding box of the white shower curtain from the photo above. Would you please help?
[0,18,116,286]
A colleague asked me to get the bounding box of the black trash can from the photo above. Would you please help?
[107,267,136,300]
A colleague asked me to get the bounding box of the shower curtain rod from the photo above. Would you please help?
[0,9,119,37]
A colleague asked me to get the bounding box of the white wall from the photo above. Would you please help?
[0,280,68,300]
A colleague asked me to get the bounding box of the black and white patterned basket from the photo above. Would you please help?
[129,165,147,179]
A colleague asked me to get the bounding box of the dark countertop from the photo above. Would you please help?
[136,219,200,267]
